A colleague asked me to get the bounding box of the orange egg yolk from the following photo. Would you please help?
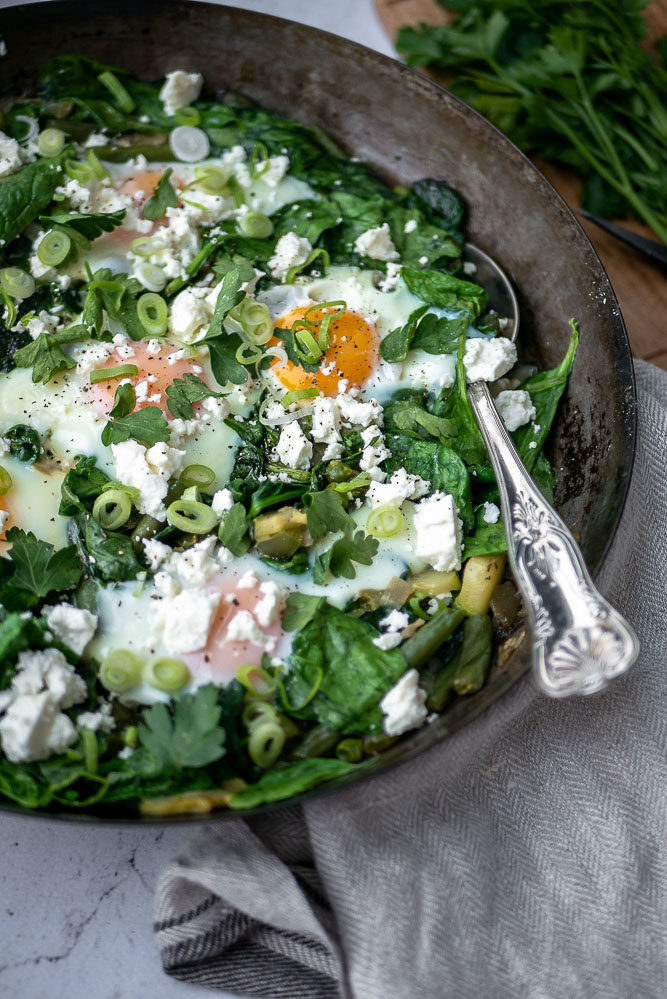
[271,306,379,397]
[88,341,207,416]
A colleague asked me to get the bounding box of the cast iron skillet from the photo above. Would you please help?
[0,0,636,823]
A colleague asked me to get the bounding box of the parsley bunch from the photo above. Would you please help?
[398,0,667,242]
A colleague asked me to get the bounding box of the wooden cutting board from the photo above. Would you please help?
[374,0,667,369]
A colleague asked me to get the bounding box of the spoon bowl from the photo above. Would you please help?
[463,244,519,342]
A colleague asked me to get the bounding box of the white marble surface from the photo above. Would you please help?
[0,2,394,997]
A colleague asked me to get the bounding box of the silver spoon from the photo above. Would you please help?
[463,244,638,696]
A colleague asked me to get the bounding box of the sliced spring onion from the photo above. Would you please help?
[181,485,201,502]
[37,127,65,157]
[130,236,157,257]
[90,364,139,384]
[15,115,38,144]
[248,720,285,769]
[0,465,12,496]
[336,738,363,763]
[166,498,218,534]
[80,728,99,775]
[264,344,288,367]
[249,141,270,179]
[179,464,215,489]
[65,158,94,183]
[227,175,245,207]
[175,106,201,127]
[99,650,142,693]
[97,70,136,113]
[169,125,210,163]
[236,664,277,697]
[238,299,273,345]
[93,489,133,531]
[366,504,404,539]
[36,229,71,267]
[135,262,167,293]
[258,395,312,427]
[86,148,109,179]
[235,342,264,365]
[281,387,319,409]
[143,658,191,694]
[238,210,273,239]
[292,325,323,364]
[242,701,278,729]
[137,292,168,336]
[1,289,17,329]
[192,164,229,193]
[304,300,346,350]
[0,267,35,301]
[285,247,330,284]
[123,725,138,748]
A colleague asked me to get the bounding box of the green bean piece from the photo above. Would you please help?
[80,728,98,775]
[292,725,339,760]
[362,733,398,755]
[401,607,466,669]
[452,614,493,696]
[424,655,461,714]
[336,738,363,763]
[132,514,163,553]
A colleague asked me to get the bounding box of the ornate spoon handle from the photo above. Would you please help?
[467,380,639,697]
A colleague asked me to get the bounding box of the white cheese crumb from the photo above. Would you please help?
[112,440,185,520]
[268,233,312,281]
[212,488,235,516]
[160,70,204,115]
[403,219,417,233]
[0,131,22,177]
[414,492,463,572]
[336,393,383,429]
[354,223,399,262]
[378,261,402,293]
[494,389,537,432]
[359,424,391,481]
[372,632,403,651]
[366,468,430,509]
[482,501,500,525]
[168,287,212,341]
[254,581,283,628]
[380,669,428,736]
[44,604,98,656]
[226,610,276,651]
[237,570,259,589]
[379,609,410,632]
[77,702,115,733]
[463,337,517,384]
[275,421,313,469]
[142,538,173,570]
[154,588,220,654]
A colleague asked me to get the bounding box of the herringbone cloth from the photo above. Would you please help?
[155,360,667,999]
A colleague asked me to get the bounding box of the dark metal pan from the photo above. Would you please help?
[0,0,636,822]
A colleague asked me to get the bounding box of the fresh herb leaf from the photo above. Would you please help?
[69,513,144,582]
[272,197,341,244]
[141,168,179,221]
[313,526,378,584]
[3,528,82,602]
[139,685,227,771]
[228,757,365,809]
[39,209,126,245]
[302,489,353,541]
[281,604,406,733]
[0,150,70,248]
[12,325,90,384]
[202,269,248,386]
[165,373,226,420]
[218,502,251,556]
[281,592,326,632]
[108,381,136,418]
[59,455,111,516]
[82,268,146,340]
[261,548,310,575]
[387,204,461,269]
[100,384,169,447]
[401,266,488,319]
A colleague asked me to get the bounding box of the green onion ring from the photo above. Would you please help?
[166,498,218,534]
[235,341,264,365]
[0,267,35,301]
[192,164,229,193]
[179,464,215,489]
[0,465,12,496]
[175,106,201,127]
[238,210,273,239]
[36,229,71,268]
[242,701,278,728]
[248,141,270,179]
[99,650,142,693]
[293,325,323,364]
[90,364,139,384]
[366,504,404,539]
[238,299,273,345]
[248,720,285,768]
[37,127,65,157]
[130,237,157,257]
[227,175,245,208]
[80,728,99,775]
[143,658,191,694]
[336,738,363,763]
[86,148,109,179]
[285,247,330,285]
[93,489,133,531]
[236,664,277,697]
[281,387,319,409]
[137,292,168,336]
[65,158,94,183]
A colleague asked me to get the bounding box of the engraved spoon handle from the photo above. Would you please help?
[467,380,639,696]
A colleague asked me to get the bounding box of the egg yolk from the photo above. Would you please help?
[88,341,207,416]
[271,306,379,397]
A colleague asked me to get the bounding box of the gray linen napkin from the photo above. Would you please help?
[155,359,667,999]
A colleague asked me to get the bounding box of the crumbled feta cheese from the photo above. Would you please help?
[237,569,259,589]
[373,632,403,651]
[403,219,417,233]
[380,609,410,632]
[354,223,399,262]
[142,538,173,570]
[463,337,517,384]
[44,604,97,656]
[275,421,313,469]
[254,581,283,628]
[226,610,275,651]
[23,308,62,340]
[77,702,115,733]
[414,492,463,572]
[336,393,383,428]
[153,571,182,597]
[482,501,500,525]
[168,286,212,341]
[260,154,290,187]
[268,233,312,280]
[0,649,87,763]
[211,488,235,516]
[359,425,391,481]
[380,669,428,736]
[201,395,229,420]
[0,131,22,177]
[310,396,341,455]
[159,70,204,115]
[378,261,402,293]
[154,588,220,654]
[74,341,114,376]
[112,440,185,520]
[495,389,537,432]
[169,536,219,585]
[366,468,430,509]
[84,132,109,148]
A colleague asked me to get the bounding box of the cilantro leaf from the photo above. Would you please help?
[281,592,326,632]
[218,502,252,556]
[141,168,179,221]
[100,382,169,447]
[12,326,91,384]
[165,373,226,420]
[139,684,227,771]
[313,526,378,584]
[3,528,82,602]
[303,489,353,541]
[39,209,126,246]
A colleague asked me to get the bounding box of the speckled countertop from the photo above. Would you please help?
[0,2,393,996]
